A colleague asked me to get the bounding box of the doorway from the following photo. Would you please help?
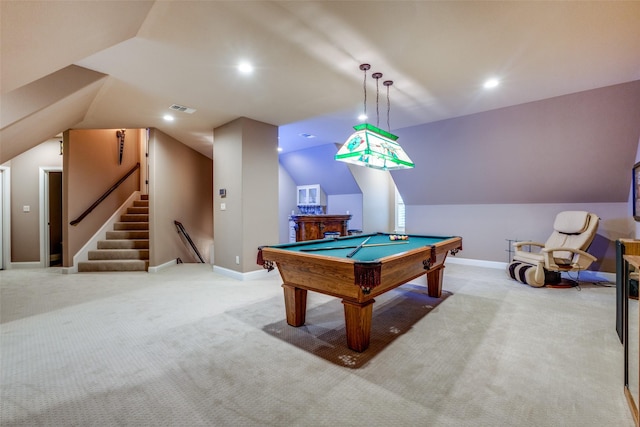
[48,171,62,266]
[40,168,63,267]
[0,168,5,269]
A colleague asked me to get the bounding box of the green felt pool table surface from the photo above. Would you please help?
[268,233,455,262]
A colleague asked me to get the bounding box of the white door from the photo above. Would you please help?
[0,167,9,270]
[0,168,3,270]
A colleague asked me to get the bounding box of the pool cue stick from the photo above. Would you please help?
[300,245,358,251]
[346,236,372,258]
[299,241,409,252]
[363,241,409,247]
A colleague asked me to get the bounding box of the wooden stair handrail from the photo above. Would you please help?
[70,163,140,226]
[174,220,205,263]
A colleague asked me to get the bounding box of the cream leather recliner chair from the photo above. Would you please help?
[507,211,599,287]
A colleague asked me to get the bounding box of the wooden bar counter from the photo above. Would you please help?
[291,214,351,241]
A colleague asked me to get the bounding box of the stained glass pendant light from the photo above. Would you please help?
[335,64,414,170]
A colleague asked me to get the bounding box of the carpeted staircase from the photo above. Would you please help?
[78,195,149,272]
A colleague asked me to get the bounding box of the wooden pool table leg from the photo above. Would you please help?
[427,265,444,298]
[282,284,307,327]
[342,299,375,352]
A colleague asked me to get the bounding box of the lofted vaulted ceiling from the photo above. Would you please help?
[2,1,640,164]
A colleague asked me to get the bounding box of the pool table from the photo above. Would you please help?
[257,232,462,352]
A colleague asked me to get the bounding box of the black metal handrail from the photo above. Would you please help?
[174,220,205,263]
[70,163,140,226]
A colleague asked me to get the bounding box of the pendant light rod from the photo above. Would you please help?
[359,64,370,120]
[372,72,383,127]
[383,80,393,132]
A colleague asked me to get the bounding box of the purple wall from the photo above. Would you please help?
[279,144,361,195]
[393,81,640,205]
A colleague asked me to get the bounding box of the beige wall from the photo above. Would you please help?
[278,164,297,243]
[148,128,213,266]
[213,119,243,268]
[241,119,279,271]
[63,129,141,266]
[213,117,278,272]
[0,66,108,164]
[9,139,62,263]
[348,165,395,234]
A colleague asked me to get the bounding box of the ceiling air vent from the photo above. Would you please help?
[169,104,196,114]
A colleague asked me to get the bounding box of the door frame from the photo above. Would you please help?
[40,167,63,268]
[0,166,10,270]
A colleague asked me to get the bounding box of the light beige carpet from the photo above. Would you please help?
[0,263,634,426]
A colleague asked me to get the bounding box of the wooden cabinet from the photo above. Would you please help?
[621,241,640,426]
[619,239,640,342]
[297,185,326,206]
[624,254,640,426]
[291,214,351,242]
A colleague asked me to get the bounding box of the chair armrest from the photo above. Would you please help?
[542,247,597,270]
[542,247,596,261]
[513,241,545,250]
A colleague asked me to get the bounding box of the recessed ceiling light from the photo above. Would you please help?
[483,78,500,89]
[238,61,254,74]
[358,114,368,121]
[163,114,174,121]
[277,147,283,152]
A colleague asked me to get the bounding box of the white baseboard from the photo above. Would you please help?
[9,262,41,269]
[148,258,177,273]
[61,266,77,274]
[447,257,508,270]
[212,256,616,284]
[212,265,275,281]
[15,253,618,285]
[447,256,615,283]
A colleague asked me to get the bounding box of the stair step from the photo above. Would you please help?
[78,195,151,273]
[127,207,149,214]
[78,260,148,272]
[106,230,149,240]
[120,214,149,222]
[98,240,149,249]
[114,222,149,231]
[88,249,149,260]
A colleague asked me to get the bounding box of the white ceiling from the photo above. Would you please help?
[2,1,640,159]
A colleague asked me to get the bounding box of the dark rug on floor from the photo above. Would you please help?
[259,284,451,368]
